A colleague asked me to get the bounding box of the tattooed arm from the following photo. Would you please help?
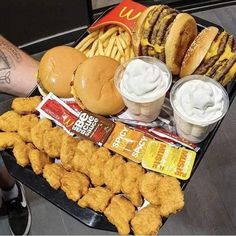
[0,35,38,96]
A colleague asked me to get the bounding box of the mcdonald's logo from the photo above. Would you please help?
[64,117,75,128]
[119,6,141,20]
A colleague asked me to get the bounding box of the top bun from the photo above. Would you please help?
[38,46,87,98]
[180,26,219,77]
[165,13,198,75]
[132,5,197,75]
[72,56,125,116]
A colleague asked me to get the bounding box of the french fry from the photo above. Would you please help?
[120,56,125,64]
[116,37,124,57]
[103,36,111,48]
[111,46,118,59]
[125,47,130,61]
[83,49,90,57]
[87,39,98,57]
[121,31,131,46]
[79,37,96,52]
[100,27,118,43]
[114,51,121,62]
[99,28,104,37]
[118,35,126,49]
[105,34,116,57]
[75,31,99,49]
[130,48,135,58]
[98,40,104,55]
[94,48,100,56]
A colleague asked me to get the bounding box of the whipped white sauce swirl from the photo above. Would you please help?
[120,59,169,102]
[173,79,225,123]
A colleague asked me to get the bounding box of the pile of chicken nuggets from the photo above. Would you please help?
[0,96,185,235]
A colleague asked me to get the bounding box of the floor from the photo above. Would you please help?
[1,4,236,236]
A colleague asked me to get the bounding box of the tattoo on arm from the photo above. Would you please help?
[0,38,22,85]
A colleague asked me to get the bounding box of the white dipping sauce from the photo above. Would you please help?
[173,79,224,123]
[120,59,169,102]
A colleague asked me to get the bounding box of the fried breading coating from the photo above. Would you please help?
[104,154,125,193]
[43,127,66,158]
[139,172,163,205]
[131,204,162,235]
[78,186,113,213]
[31,118,52,151]
[61,171,90,202]
[89,147,111,186]
[29,149,52,175]
[0,111,21,132]
[0,132,23,150]
[156,176,184,217]
[121,161,145,207]
[18,114,39,142]
[13,142,34,167]
[72,140,97,175]
[43,163,67,189]
[104,195,135,235]
[11,96,42,114]
[60,134,78,171]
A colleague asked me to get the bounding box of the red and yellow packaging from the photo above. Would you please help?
[89,0,146,35]
[104,122,150,163]
[142,140,196,180]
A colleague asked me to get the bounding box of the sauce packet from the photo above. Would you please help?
[142,139,196,180]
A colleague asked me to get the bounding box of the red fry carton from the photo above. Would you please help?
[88,0,146,35]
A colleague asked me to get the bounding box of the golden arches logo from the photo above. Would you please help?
[64,118,74,127]
[119,7,141,20]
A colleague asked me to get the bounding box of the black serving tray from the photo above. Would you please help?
[1,5,236,234]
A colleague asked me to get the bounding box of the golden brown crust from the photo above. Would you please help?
[73,56,125,115]
[38,46,87,98]
[132,6,158,56]
[180,26,219,77]
[165,13,198,75]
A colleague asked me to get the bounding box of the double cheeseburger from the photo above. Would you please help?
[38,46,87,98]
[132,5,198,75]
[71,56,125,116]
[180,26,236,86]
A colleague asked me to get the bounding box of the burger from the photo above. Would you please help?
[71,56,125,116]
[38,46,87,98]
[132,5,198,75]
[180,26,236,86]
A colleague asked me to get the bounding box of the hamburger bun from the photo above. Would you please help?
[132,5,198,75]
[71,56,125,115]
[180,27,236,86]
[180,26,219,77]
[38,46,87,98]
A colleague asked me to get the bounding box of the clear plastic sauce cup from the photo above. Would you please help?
[114,56,172,122]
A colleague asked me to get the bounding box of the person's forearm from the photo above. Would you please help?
[0,36,38,96]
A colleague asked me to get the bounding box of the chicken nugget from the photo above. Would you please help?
[43,127,66,158]
[89,147,111,186]
[104,154,125,193]
[72,140,97,175]
[18,114,39,142]
[29,149,52,175]
[0,111,21,132]
[78,186,113,213]
[157,176,184,217]
[61,171,90,202]
[43,163,67,189]
[11,96,41,114]
[13,142,34,167]
[131,204,162,235]
[31,118,52,151]
[121,162,145,207]
[0,132,23,150]
[60,134,78,171]
[104,195,135,235]
[139,172,163,205]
